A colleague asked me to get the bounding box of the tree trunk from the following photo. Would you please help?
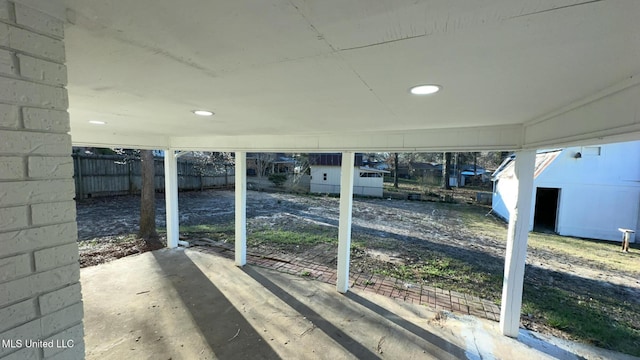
[443,152,452,190]
[473,152,477,175]
[393,152,399,188]
[139,150,159,241]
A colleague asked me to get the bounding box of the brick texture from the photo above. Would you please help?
[40,303,83,338]
[0,104,19,128]
[0,320,41,357]
[28,156,73,179]
[0,263,80,308]
[5,25,65,62]
[1,348,38,360]
[0,48,15,76]
[14,3,64,39]
[0,205,28,232]
[0,23,9,46]
[0,131,71,155]
[0,2,84,359]
[38,283,81,315]
[43,324,84,358]
[0,253,31,282]
[0,157,24,180]
[22,108,69,133]
[34,243,79,271]
[45,343,84,360]
[17,54,67,86]
[0,180,75,207]
[31,200,76,226]
[0,222,77,257]
[0,1,10,21]
[0,299,36,333]
[0,77,67,109]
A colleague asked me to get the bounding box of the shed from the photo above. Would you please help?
[492,141,640,242]
[309,153,389,197]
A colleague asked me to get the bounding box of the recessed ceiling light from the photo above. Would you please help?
[193,110,214,116]
[88,120,106,125]
[409,84,441,95]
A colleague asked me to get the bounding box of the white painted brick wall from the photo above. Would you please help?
[0,206,28,232]
[31,200,76,226]
[0,253,31,282]
[38,283,81,315]
[0,77,68,109]
[0,104,19,128]
[0,2,83,359]
[46,344,84,360]
[5,26,65,62]
[0,157,24,180]
[0,299,36,333]
[0,263,80,308]
[45,343,84,360]
[0,49,15,76]
[0,131,71,155]
[17,54,67,86]
[0,276,33,310]
[40,303,83,338]
[0,23,8,45]
[22,108,69,133]
[14,3,64,39]
[0,1,10,21]
[0,222,77,257]
[34,243,78,272]
[1,347,38,360]
[0,320,41,357]
[43,324,83,358]
[32,263,80,298]
[0,180,75,207]
[28,156,73,179]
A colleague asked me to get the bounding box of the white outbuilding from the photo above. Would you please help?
[492,140,640,242]
[309,153,389,197]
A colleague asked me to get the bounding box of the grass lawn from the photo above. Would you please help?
[461,205,640,355]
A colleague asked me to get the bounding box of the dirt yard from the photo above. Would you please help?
[76,189,640,354]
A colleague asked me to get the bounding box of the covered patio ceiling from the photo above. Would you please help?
[61,0,640,152]
[18,0,635,343]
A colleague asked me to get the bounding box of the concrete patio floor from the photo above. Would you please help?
[81,249,636,360]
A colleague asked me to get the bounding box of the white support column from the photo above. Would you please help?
[500,149,536,337]
[337,152,356,293]
[235,152,247,266]
[164,150,179,249]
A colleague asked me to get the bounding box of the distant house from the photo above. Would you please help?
[492,141,640,242]
[247,153,296,176]
[309,153,389,197]
[409,162,440,177]
[407,162,488,186]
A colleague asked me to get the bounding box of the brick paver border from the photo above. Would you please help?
[192,244,500,322]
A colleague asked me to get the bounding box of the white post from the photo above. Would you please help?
[164,150,179,249]
[235,151,247,266]
[500,149,536,337]
[337,152,356,293]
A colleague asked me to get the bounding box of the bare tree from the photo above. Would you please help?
[254,153,276,178]
[138,150,159,241]
[394,152,399,188]
[290,153,309,184]
[443,152,452,189]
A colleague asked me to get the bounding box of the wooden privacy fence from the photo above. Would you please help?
[73,154,235,199]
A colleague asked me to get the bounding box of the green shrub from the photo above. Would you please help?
[268,173,287,187]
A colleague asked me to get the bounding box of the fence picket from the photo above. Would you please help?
[72,154,235,199]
